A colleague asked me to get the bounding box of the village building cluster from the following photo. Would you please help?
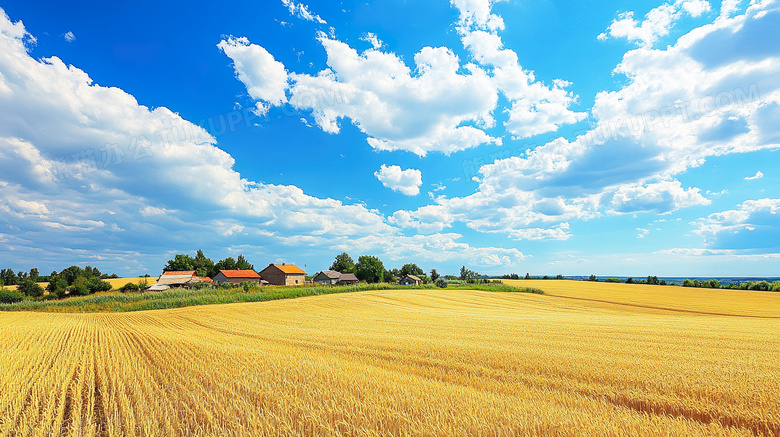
[148,263,424,291]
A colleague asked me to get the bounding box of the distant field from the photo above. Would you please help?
[503,279,780,317]
[103,277,151,290]
[1,283,778,436]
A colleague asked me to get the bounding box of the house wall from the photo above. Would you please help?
[285,274,305,286]
[259,266,286,286]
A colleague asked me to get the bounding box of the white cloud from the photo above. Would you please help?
[745,170,764,180]
[654,247,735,255]
[140,206,170,217]
[391,2,780,243]
[360,32,382,49]
[451,0,506,32]
[0,8,531,274]
[610,180,710,214]
[222,1,586,155]
[598,0,712,47]
[374,165,423,196]
[280,0,326,24]
[63,31,75,42]
[456,10,586,138]
[637,228,650,238]
[217,37,288,115]
[692,198,780,253]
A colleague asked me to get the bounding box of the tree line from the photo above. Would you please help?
[0,266,119,286]
[0,265,121,303]
[162,250,254,278]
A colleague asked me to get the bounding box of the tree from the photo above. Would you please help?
[330,253,355,273]
[46,278,68,299]
[235,255,254,271]
[435,278,447,288]
[70,276,90,296]
[400,263,425,278]
[459,266,479,282]
[355,255,385,283]
[384,268,400,283]
[60,266,85,285]
[18,278,44,297]
[164,254,195,272]
[192,250,215,277]
[588,275,598,282]
[430,269,440,282]
[213,257,237,273]
[646,276,660,285]
[0,268,14,286]
[87,278,112,294]
[29,268,39,281]
[625,277,634,284]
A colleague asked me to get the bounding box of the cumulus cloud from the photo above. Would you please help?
[280,0,326,24]
[225,34,501,155]
[221,0,585,155]
[610,180,710,214]
[390,2,780,242]
[598,0,712,47]
[692,198,780,252]
[454,4,586,139]
[360,32,382,49]
[374,165,423,196]
[0,7,524,273]
[217,37,288,115]
[745,170,764,180]
[63,31,75,42]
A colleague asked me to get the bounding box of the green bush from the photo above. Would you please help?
[435,278,448,288]
[88,278,112,294]
[70,276,90,296]
[119,282,140,293]
[46,279,68,298]
[18,278,44,297]
[0,290,25,304]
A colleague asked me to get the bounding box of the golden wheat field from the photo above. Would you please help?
[1,283,779,437]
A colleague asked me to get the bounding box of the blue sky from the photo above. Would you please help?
[0,0,778,277]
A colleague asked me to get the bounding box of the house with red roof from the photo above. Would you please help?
[258,263,306,286]
[212,269,262,285]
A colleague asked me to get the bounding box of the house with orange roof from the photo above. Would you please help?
[212,269,262,285]
[258,263,306,286]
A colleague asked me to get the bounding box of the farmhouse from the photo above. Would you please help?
[212,269,262,285]
[312,270,341,284]
[336,273,359,285]
[312,270,360,285]
[147,270,204,291]
[259,263,306,286]
[400,275,422,286]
